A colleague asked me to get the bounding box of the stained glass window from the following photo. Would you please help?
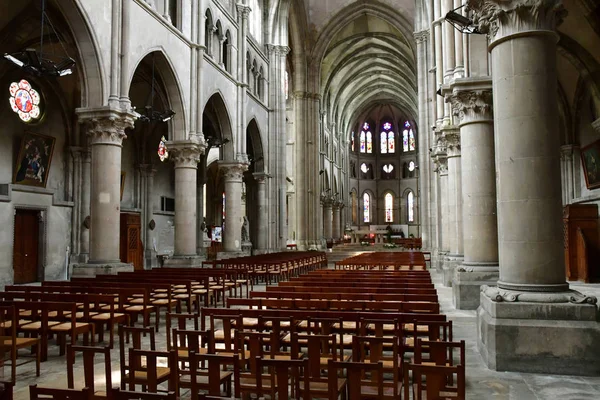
[385,193,393,223]
[380,131,388,154]
[404,121,415,151]
[351,132,355,152]
[388,130,395,153]
[402,128,409,152]
[9,79,41,122]
[383,164,394,174]
[408,161,415,172]
[360,131,366,153]
[408,191,414,222]
[222,192,226,228]
[363,192,370,223]
[360,163,368,174]
[366,131,372,153]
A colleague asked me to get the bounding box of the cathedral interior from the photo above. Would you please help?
[1,0,600,398]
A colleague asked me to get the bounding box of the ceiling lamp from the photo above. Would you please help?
[445,5,481,34]
[3,1,76,77]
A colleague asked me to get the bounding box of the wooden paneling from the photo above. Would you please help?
[120,213,143,271]
[563,204,600,282]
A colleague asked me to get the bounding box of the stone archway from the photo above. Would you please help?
[245,118,266,250]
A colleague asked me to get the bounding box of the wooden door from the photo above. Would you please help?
[120,213,143,270]
[13,209,39,284]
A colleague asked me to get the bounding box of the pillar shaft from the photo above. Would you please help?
[221,163,248,252]
[170,143,202,257]
[444,129,463,257]
[80,149,91,257]
[332,205,341,239]
[254,173,268,250]
[322,201,333,240]
[450,82,498,264]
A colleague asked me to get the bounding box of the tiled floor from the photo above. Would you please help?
[5,267,600,399]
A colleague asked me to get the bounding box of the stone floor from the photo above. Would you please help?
[5,266,600,399]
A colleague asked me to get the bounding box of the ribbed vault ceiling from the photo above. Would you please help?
[320,14,417,135]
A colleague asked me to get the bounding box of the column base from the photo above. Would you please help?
[452,263,499,310]
[442,254,463,287]
[217,250,251,260]
[162,255,205,268]
[477,286,600,376]
[71,262,133,277]
[436,251,448,272]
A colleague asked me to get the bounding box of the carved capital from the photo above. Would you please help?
[413,30,429,43]
[253,172,269,184]
[266,44,290,58]
[467,0,567,43]
[236,4,252,19]
[168,141,202,168]
[220,162,248,182]
[77,107,136,146]
[320,194,334,207]
[441,127,461,155]
[449,89,493,123]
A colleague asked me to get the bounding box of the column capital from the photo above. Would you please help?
[70,146,84,161]
[449,83,493,125]
[77,107,136,146]
[168,141,202,168]
[413,30,430,43]
[219,162,248,182]
[236,4,252,19]
[253,172,270,183]
[440,126,461,156]
[433,153,449,176]
[467,0,567,44]
[266,44,290,57]
[320,194,334,207]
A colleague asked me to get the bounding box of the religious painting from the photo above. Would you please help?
[13,131,55,188]
[120,171,126,201]
[581,139,600,190]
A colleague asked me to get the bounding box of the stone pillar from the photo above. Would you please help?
[441,126,463,286]
[221,162,248,253]
[468,0,599,375]
[140,164,157,269]
[164,141,204,267]
[322,196,333,241]
[253,172,269,251]
[433,146,449,271]
[332,201,342,240]
[72,108,136,276]
[449,79,499,309]
[561,145,575,203]
[79,149,91,260]
[197,159,208,256]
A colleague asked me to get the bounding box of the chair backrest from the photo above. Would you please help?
[296,334,339,379]
[118,324,156,387]
[327,360,383,400]
[172,329,214,355]
[166,313,199,351]
[188,352,240,400]
[210,314,241,351]
[29,385,91,400]
[404,362,465,400]
[0,305,16,342]
[235,331,271,374]
[256,357,310,400]
[110,388,176,400]
[128,349,176,393]
[66,345,111,394]
[415,339,466,367]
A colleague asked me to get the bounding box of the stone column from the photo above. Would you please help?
[468,0,599,375]
[79,148,91,261]
[221,162,248,253]
[441,126,463,286]
[164,141,203,267]
[449,79,499,309]
[332,201,341,240]
[561,145,575,203]
[72,107,136,276]
[140,164,157,269]
[322,196,333,241]
[197,159,208,256]
[253,172,269,251]
[433,144,449,271]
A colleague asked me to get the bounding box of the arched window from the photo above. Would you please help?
[366,131,372,153]
[363,193,370,223]
[381,122,394,153]
[385,193,393,223]
[222,192,226,227]
[204,10,213,54]
[407,191,414,222]
[223,31,231,72]
[351,132,355,152]
[169,0,180,29]
[360,130,366,153]
[403,121,415,152]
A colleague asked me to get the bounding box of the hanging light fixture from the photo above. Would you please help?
[3,0,76,77]
[445,4,482,34]
[136,53,176,123]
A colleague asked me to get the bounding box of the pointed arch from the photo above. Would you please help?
[246,118,265,173]
[203,92,235,161]
[127,49,187,141]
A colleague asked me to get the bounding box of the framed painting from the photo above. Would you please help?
[581,139,600,190]
[13,131,56,188]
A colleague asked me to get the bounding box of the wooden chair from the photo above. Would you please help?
[66,345,112,399]
[48,302,95,357]
[256,357,310,400]
[29,385,91,400]
[0,305,40,383]
[127,349,177,394]
[327,360,384,400]
[186,352,240,400]
[109,388,176,400]
[165,313,199,355]
[0,381,13,400]
[119,325,156,390]
[403,362,465,400]
[171,329,214,365]
[351,336,401,399]
[414,339,466,367]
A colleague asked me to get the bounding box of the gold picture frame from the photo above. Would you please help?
[13,131,56,188]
